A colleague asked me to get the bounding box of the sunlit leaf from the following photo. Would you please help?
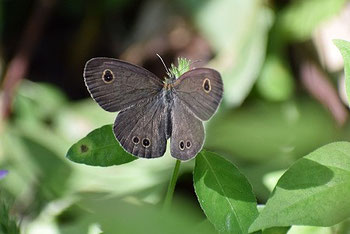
[194,150,258,233]
[249,142,350,232]
[334,39,350,105]
[66,125,137,166]
[263,170,285,192]
[276,0,347,41]
[287,226,332,234]
[192,0,274,106]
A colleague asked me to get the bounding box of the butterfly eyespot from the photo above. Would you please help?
[102,69,114,83]
[202,78,211,93]
[142,138,151,148]
[132,136,139,144]
[186,141,191,149]
[179,140,185,150]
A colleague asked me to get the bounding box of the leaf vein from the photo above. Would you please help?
[202,154,243,233]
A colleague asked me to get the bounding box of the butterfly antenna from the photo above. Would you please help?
[156,54,170,75]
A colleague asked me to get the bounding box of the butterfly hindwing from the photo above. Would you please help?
[113,93,169,158]
[173,68,223,121]
[84,57,163,112]
[170,97,205,161]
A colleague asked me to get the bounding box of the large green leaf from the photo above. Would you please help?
[249,142,350,232]
[334,39,350,105]
[194,150,258,233]
[66,125,137,166]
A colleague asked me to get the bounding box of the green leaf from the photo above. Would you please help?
[194,150,258,233]
[334,39,350,105]
[249,142,350,232]
[66,125,137,166]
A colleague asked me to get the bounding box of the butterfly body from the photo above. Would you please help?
[84,57,223,161]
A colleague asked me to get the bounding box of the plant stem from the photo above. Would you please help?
[163,159,181,211]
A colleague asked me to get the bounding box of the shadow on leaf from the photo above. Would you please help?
[195,151,256,202]
[277,158,333,190]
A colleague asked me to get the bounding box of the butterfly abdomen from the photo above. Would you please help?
[161,88,174,140]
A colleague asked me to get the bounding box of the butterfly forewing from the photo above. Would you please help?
[173,68,223,121]
[113,93,168,158]
[84,57,163,112]
[170,97,205,160]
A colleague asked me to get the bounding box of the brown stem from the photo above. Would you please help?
[1,0,56,119]
[300,60,348,126]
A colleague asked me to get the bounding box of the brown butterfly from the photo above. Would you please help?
[84,57,223,161]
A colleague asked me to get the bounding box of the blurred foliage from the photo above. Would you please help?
[257,55,294,102]
[274,0,347,42]
[1,0,350,233]
[0,195,20,234]
[335,39,350,105]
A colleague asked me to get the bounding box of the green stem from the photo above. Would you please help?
[163,160,181,211]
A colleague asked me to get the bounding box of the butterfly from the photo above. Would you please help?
[84,57,223,161]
